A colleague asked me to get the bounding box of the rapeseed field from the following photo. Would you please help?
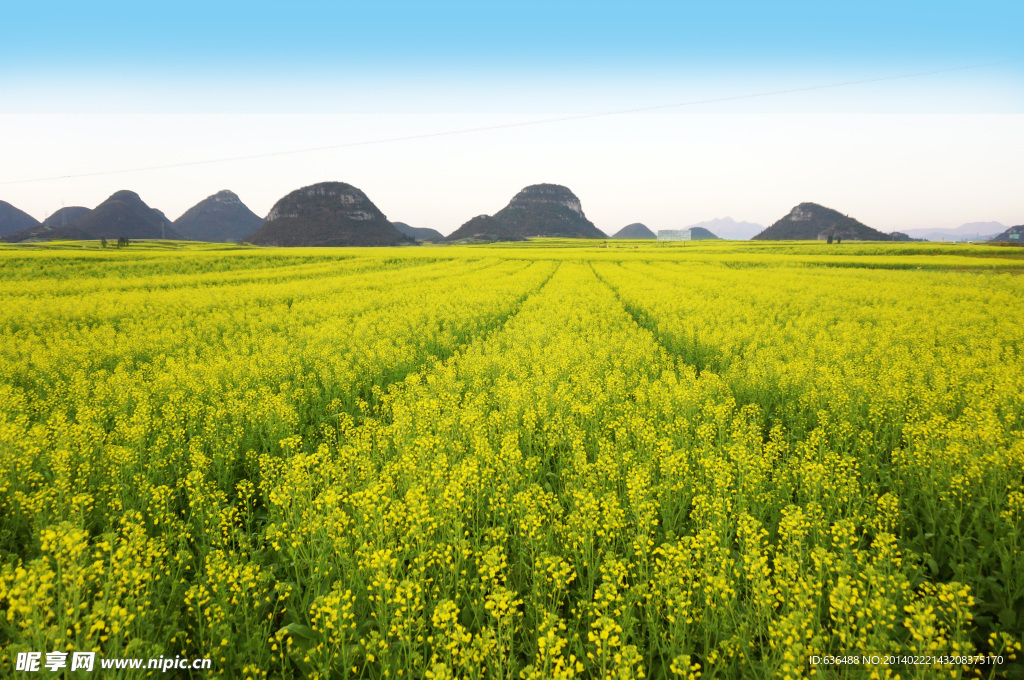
[1,242,1022,678]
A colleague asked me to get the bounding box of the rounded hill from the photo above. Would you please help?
[247,182,410,247]
[67,190,180,240]
[612,223,655,239]
[447,184,603,242]
[174,190,263,242]
[0,200,39,237]
[43,206,92,227]
[754,203,891,241]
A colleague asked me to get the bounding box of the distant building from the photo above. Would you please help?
[657,229,692,242]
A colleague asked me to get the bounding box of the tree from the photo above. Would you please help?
[827,234,833,244]
[100,238,108,248]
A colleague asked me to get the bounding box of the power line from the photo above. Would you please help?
[0,59,1018,186]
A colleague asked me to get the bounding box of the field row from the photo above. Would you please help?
[1,250,1022,679]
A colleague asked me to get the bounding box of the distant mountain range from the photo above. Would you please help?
[248,182,410,247]
[3,191,179,242]
[2,189,1017,246]
[685,217,763,240]
[173,190,262,243]
[71,191,180,240]
[900,222,1005,242]
[447,184,605,242]
[614,223,728,240]
[393,222,444,241]
[753,203,892,241]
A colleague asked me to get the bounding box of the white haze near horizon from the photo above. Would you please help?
[2,112,1022,237]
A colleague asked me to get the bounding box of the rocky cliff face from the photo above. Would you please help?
[0,200,39,237]
[247,182,410,247]
[65,190,179,240]
[506,184,584,215]
[447,184,603,242]
[753,202,891,241]
[173,190,263,242]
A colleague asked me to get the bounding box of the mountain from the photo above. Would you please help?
[990,224,1024,244]
[611,223,656,239]
[42,207,92,227]
[901,222,1005,242]
[393,221,444,241]
[686,216,763,240]
[0,200,39,237]
[247,182,411,247]
[958,221,1006,235]
[67,190,180,240]
[2,223,95,243]
[688,227,721,240]
[173,190,263,242]
[447,184,604,242]
[753,203,891,241]
[447,215,525,242]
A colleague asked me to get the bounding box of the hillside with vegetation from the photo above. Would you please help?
[393,221,444,241]
[688,226,721,240]
[64,190,180,240]
[447,184,604,241]
[0,200,39,236]
[173,190,263,243]
[1,223,95,243]
[754,202,891,241]
[42,206,92,227]
[248,182,411,247]
[612,223,656,239]
[990,224,1024,244]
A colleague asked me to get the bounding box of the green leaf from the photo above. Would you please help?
[279,623,318,641]
[999,608,1016,628]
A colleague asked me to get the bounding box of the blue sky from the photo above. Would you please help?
[4,1,1020,107]
[1,2,1021,233]
[4,1,1019,69]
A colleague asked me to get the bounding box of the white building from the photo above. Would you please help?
[657,229,692,242]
